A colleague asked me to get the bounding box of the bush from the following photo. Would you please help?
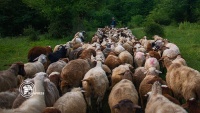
[128,15,144,28]
[23,25,40,41]
[144,23,165,38]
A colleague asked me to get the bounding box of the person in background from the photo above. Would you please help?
[111,17,116,28]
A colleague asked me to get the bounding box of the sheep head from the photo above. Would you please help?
[112,99,141,113]
[151,81,162,95]
[15,62,26,77]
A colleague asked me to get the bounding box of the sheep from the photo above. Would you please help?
[0,62,26,92]
[122,42,134,55]
[134,51,146,68]
[48,45,68,63]
[82,57,109,111]
[132,67,146,91]
[0,88,19,108]
[139,67,165,109]
[24,54,47,78]
[46,58,68,75]
[0,72,47,113]
[144,57,160,71]
[60,59,92,94]
[145,81,187,113]
[182,98,200,113]
[102,43,112,58]
[27,46,52,62]
[104,52,122,70]
[78,48,96,60]
[118,50,133,66]
[68,47,83,60]
[53,87,87,113]
[108,79,140,113]
[42,107,61,113]
[114,42,125,55]
[172,54,187,66]
[12,76,60,108]
[111,64,134,88]
[164,57,200,102]
[48,72,62,95]
[146,51,161,60]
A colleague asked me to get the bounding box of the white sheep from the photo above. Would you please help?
[53,87,86,113]
[24,54,47,78]
[0,72,47,113]
[145,81,187,113]
[109,79,140,113]
[134,51,146,68]
[144,57,160,71]
[82,57,109,111]
[164,57,200,102]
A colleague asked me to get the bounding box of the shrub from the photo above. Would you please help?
[144,22,165,38]
[23,25,40,41]
[128,15,144,28]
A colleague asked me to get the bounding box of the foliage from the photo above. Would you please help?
[1,0,200,38]
[144,22,165,38]
[127,15,144,28]
[23,25,40,41]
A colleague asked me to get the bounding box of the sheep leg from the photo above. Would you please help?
[96,96,103,113]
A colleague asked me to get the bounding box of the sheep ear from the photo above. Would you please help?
[132,104,141,109]
[155,70,162,74]
[33,56,39,62]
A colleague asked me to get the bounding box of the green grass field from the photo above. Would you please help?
[0,25,200,71]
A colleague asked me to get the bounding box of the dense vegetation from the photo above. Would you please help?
[1,0,200,38]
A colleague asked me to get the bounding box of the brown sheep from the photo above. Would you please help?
[60,59,92,94]
[42,107,61,113]
[104,52,122,70]
[111,64,134,88]
[0,62,26,92]
[164,57,200,102]
[145,81,187,113]
[132,67,146,92]
[182,98,200,113]
[108,79,140,113]
[139,68,166,109]
[78,48,96,60]
[27,46,52,70]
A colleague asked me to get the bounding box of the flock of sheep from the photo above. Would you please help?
[0,26,200,113]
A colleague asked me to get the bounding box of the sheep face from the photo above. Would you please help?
[17,63,26,76]
[112,99,141,113]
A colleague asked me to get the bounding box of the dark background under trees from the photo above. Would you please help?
[0,0,200,38]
